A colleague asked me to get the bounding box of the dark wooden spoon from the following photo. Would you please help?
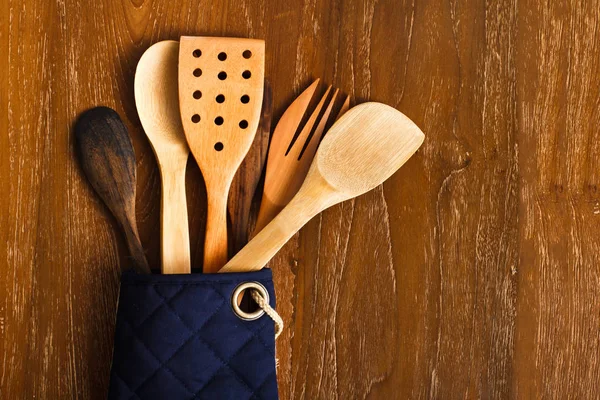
[75,106,150,273]
[228,81,273,254]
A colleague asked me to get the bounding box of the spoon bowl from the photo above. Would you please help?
[316,102,424,197]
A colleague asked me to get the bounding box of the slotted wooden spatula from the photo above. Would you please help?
[179,36,265,272]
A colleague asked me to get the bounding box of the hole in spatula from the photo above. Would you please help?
[214,142,224,151]
[216,94,225,103]
[193,49,202,58]
[242,50,252,59]
[240,95,250,104]
[191,114,200,123]
[218,52,227,61]
[193,68,202,77]
[214,116,224,125]
[242,70,251,79]
[193,90,202,99]
[218,71,227,80]
[239,120,248,129]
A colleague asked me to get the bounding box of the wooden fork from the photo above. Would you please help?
[252,79,350,234]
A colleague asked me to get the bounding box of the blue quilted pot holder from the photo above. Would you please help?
[108,269,279,400]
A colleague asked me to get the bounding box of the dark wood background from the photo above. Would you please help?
[1,0,599,398]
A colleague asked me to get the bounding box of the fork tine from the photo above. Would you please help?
[335,95,350,121]
[287,85,332,160]
[269,79,320,155]
[299,88,339,162]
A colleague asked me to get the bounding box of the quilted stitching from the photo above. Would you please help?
[108,270,279,400]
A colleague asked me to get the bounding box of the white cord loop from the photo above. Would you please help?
[250,289,284,339]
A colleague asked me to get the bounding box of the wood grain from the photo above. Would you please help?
[1,0,599,399]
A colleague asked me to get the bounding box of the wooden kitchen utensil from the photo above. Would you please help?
[179,36,265,273]
[219,102,425,273]
[75,107,150,273]
[252,79,345,234]
[135,40,191,275]
[228,80,273,254]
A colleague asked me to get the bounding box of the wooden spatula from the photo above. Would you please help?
[179,36,265,273]
[219,102,425,273]
[75,107,150,273]
[135,40,191,274]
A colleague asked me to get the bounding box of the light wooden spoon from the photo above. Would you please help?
[219,102,425,273]
[135,40,191,274]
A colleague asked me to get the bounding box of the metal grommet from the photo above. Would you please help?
[231,281,269,321]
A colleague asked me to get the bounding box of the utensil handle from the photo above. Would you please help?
[122,221,150,273]
[219,189,325,273]
[204,185,229,273]
[160,169,191,274]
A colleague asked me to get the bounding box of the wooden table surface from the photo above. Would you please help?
[2,0,599,398]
